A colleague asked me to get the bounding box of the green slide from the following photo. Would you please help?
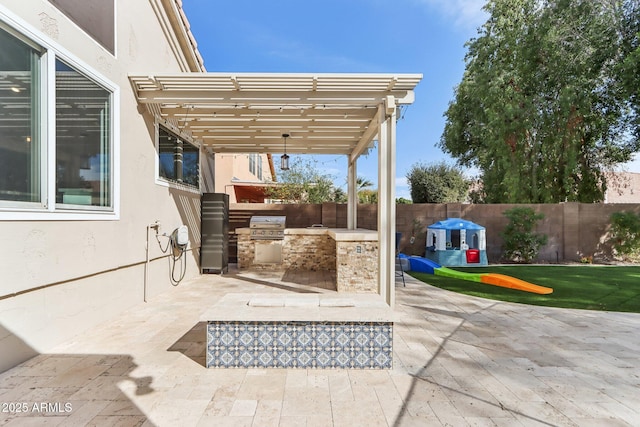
[433,266,483,283]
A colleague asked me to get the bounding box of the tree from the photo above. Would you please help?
[332,187,348,203]
[406,161,470,203]
[440,0,640,203]
[356,176,373,191]
[501,207,548,263]
[356,176,375,203]
[608,211,640,260]
[358,189,378,204]
[266,157,342,203]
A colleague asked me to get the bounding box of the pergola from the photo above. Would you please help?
[129,72,422,306]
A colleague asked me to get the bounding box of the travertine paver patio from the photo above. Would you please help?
[1,265,639,426]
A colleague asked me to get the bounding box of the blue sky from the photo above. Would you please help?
[182,0,639,199]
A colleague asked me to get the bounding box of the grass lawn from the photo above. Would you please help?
[408,265,640,313]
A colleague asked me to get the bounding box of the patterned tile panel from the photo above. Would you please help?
[206,321,393,369]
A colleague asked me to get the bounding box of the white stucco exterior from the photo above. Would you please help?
[0,0,210,372]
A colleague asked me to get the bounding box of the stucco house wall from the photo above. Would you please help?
[0,0,211,372]
[214,152,274,202]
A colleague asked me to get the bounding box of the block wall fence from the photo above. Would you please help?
[226,203,640,264]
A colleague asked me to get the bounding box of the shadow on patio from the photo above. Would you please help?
[0,350,154,425]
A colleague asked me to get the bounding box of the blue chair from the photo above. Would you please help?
[395,232,406,287]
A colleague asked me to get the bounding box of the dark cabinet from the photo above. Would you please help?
[200,193,229,273]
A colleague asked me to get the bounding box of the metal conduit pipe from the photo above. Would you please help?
[145,221,160,302]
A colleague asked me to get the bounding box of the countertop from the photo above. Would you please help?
[201,293,394,322]
[235,227,378,241]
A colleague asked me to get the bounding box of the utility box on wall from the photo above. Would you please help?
[200,193,229,273]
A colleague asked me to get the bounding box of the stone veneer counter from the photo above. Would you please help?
[203,293,394,369]
[236,228,379,293]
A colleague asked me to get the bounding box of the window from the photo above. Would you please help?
[249,153,256,176]
[0,26,42,204]
[0,14,117,219]
[428,232,436,247]
[56,59,111,208]
[248,153,263,179]
[450,230,460,249]
[472,233,479,249]
[158,126,199,188]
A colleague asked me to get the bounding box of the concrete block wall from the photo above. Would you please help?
[230,202,640,264]
[459,203,565,263]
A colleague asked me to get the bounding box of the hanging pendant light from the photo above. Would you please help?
[280,133,290,170]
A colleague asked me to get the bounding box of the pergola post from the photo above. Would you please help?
[347,158,357,230]
[377,96,397,307]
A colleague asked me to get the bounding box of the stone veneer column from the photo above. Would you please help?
[236,234,254,269]
[335,241,378,292]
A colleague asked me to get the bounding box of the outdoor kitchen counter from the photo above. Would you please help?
[236,227,378,239]
[202,293,394,369]
[236,228,379,292]
[201,293,393,322]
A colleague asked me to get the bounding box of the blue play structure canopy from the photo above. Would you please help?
[425,218,488,267]
[428,218,485,231]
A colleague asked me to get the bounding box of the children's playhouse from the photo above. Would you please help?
[425,218,488,267]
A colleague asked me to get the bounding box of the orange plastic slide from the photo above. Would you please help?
[480,273,553,295]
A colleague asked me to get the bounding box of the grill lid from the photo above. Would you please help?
[249,216,286,229]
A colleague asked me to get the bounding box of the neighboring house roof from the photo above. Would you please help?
[267,154,277,182]
[153,0,205,72]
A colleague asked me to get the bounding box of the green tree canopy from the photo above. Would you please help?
[440,0,640,203]
[358,189,378,204]
[356,176,373,191]
[407,161,470,203]
[396,197,412,204]
[356,176,376,203]
[266,157,342,203]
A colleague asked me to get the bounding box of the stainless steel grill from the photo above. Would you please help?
[249,216,286,240]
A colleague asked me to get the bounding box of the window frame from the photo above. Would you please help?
[248,153,263,180]
[0,7,120,221]
[249,153,256,176]
[0,23,46,210]
[54,57,114,212]
[154,123,201,193]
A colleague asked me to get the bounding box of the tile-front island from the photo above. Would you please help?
[236,227,378,293]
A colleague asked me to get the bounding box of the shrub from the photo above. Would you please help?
[407,161,469,203]
[501,207,548,263]
[609,211,640,259]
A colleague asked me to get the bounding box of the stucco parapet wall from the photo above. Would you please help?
[201,293,394,322]
[236,227,378,241]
